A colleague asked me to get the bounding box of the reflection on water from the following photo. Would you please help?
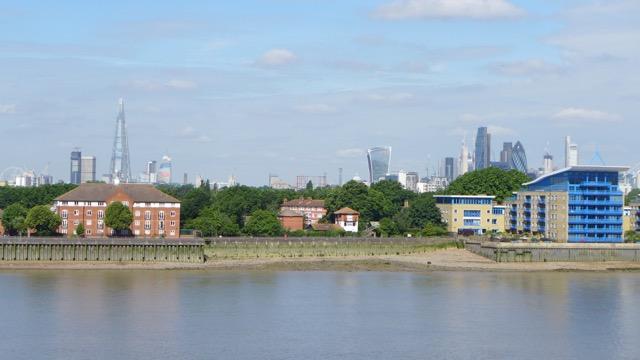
[0,270,639,360]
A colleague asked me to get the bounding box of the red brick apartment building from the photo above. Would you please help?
[280,198,327,227]
[54,183,180,238]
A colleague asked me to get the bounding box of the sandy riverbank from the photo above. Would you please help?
[2,249,640,271]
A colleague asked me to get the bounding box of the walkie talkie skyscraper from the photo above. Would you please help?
[109,98,132,183]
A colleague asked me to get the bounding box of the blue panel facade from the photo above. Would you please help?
[523,169,623,243]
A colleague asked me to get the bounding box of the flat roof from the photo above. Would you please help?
[434,195,495,199]
[523,165,630,186]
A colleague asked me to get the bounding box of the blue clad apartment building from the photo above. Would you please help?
[507,166,629,243]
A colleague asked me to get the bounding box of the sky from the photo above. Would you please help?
[1,0,639,185]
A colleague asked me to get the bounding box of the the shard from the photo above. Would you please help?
[109,98,132,183]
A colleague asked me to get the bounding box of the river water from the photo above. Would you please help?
[0,270,638,360]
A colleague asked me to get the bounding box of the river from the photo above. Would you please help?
[0,270,638,360]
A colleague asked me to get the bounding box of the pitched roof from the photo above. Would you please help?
[278,209,304,217]
[281,198,325,208]
[54,183,180,203]
[334,207,359,215]
[311,223,341,231]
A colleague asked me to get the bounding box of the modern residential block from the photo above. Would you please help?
[435,195,506,235]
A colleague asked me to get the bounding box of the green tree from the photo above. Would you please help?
[1,203,28,235]
[625,189,640,206]
[444,167,530,203]
[243,210,284,236]
[25,205,62,236]
[379,217,400,237]
[75,223,85,237]
[186,207,239,237]
[0,184,76,209]
[422,223,448,237]
[180,187,211,224]
[105,202,133,235]
[370,180,415,212]
[405,194,442,228]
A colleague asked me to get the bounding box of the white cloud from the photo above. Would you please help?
[491,59,565,76]
[0,104,16,114]
[294,104,337,114]
[179,126,212,143]
[374,0,525,20]
[336,148,365,158]
[166,79,197,89]
[257,48,297,66]
[129,79,197,91]
[487,125,516,136]
[363,92,415,103]
[553,108,620,122]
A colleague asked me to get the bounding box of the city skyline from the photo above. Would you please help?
[1,1,639,184]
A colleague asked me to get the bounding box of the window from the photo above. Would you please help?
[86,229,92,235]
[97,210,104,219]
[158,221,165,230]
[170,221,176,227]
[135,220,140,226]
[463,210,481,218]
[170,211,176,217]
[73,220,79,226]
[492,219,497,224]
[87,210,92,216]
[97,221,104,230]
[73,210,79,216]
[135,211,140,217]
[62,220,68,229]
[144,220,151,230]
[86,220,92,226]
[144,211,151,220]
[158,211,165,220]
[61,210,68,219]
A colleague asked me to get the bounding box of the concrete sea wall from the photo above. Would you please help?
[466,240,640,262]
[0,238,204,263]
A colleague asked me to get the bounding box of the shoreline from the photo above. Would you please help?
[1,249,640,272]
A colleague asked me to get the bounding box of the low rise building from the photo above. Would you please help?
[435,195,506,235]
[278,210,305,231]
[334,207,359,233]
[54,183,181,238]
[280,198,327,227]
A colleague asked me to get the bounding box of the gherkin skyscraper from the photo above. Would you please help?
[109,98,132,183]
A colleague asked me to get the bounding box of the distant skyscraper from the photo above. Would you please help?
[459,138,469,176]
[444,157,455,182]
[80,156,96,183]
[157,155,172,184]
[367,146,392,184]
[511,141,528,173]
[500,142,513,165]
[474,127,491,170]
[145,160,157,184]
[565,136,579,167]
[109,98,132,183]
[406,171,419,192]
[183,173,188,185]
[543,152,554,174]
[70,149,82,185]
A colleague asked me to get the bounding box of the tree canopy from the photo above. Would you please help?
[444,167,530,203]
[2,203,28,236]
[186,207,239,237]
[0,184,76,209]
[243,210,284,236]
[25,205,61,236]
[105,202,133,233]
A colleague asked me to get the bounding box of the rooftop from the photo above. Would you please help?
[523,165,630,187]
[434,195,496,199]
[55,183,180,203]
[278,209,305,217]
[281,198,325,208]
[334,207,359,215]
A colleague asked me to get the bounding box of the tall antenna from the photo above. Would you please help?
[109,98,132,183]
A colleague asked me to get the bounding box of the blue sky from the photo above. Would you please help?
[1,0,639,184]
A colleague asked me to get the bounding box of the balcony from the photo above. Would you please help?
[568,209,622,216]
[568,228,623,235]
